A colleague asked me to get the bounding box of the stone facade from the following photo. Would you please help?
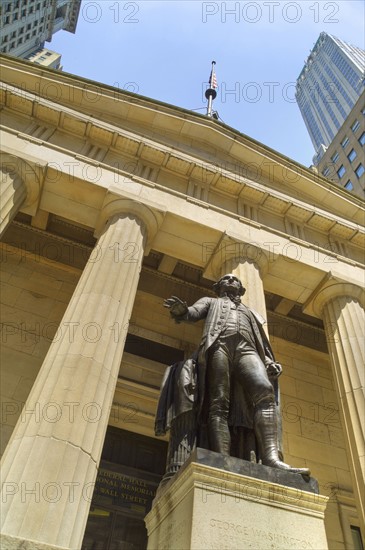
[316,90,365,197]
[0,54,364,549]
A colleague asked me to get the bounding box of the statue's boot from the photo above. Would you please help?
[254,401,310,475]
[208,417,231,455]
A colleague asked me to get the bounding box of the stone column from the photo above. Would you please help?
[205,234,269,320]
[0,198,164,550]
[0,167,26,236]
[0,153,43,237]
[221,252,268,322]
[306,280,365,529]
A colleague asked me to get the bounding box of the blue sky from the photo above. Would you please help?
[50,0,365,167]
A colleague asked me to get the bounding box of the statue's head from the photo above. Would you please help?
[213,274,246,297]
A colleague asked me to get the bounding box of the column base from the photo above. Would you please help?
[0,534,71,550]
[145,448,329,550]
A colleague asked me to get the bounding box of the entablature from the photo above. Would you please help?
[2,116,364,269]
[1,99,364,259]
[1,65,364,220]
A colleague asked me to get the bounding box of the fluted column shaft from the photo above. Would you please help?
[0,213,146,550]
[322,295,365,527]
[0,168,26,236]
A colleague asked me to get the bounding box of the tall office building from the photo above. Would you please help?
[0,0,81,59]
[296,32,364,159]
[315,90,365,196]
[26,46,62,69]
[296,32,365,196]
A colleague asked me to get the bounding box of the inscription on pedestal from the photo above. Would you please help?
[209,519,314,549]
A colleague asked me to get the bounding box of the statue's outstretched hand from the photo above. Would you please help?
[163,296,188,318]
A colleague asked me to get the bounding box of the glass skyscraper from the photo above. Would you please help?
[296,32,365,160]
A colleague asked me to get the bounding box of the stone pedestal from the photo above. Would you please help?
[145,449,328,550]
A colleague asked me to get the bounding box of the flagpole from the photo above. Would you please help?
[206,60,217,117]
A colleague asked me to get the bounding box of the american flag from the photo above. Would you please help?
[209,65,218,89]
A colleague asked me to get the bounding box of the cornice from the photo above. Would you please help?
[1,81,364,221]
[1,77,364,262]
[0,125,363,254]
[1,59,363,206]
[2,125,365,274]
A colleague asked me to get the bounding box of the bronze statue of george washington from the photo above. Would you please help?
[156,274,309,480]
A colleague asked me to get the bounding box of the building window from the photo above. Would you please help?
[355,164,365,178]
[337,165,346,178]
[350,526,364,550]
[331,152,339,163]
[341,136,349,148]
[359,132,365,146]
[348,149,357,163]
[351,119,360,132]
[345,180,354,191]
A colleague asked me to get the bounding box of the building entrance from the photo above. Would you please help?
[82,427,167,550]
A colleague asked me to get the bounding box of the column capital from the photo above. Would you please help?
[95,188,166,253]
[0,150,45,215]
[203,231,269,281]
[303,272,365,318]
